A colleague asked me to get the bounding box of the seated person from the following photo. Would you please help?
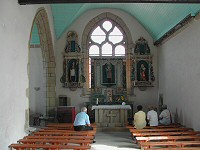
[73,107,93,131]
[159,104,171,125]
[133,105,146,129]
[147,106,158,126]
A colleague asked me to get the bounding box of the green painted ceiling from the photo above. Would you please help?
[31,22,40,44]
[31,3,200,45]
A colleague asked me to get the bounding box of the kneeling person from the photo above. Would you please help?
[74,107,93,131]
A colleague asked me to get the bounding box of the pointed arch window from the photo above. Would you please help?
[89,20,125,57]
[88,20,126,88]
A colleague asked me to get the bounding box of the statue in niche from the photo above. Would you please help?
[68,59,79,82]
[137,60,149,81]
[106,64,112,82]
[102,63,115,85]
[140,64,146,81]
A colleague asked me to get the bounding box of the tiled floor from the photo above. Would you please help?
[91,131,140,150]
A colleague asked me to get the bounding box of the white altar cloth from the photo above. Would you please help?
[92,105,131,110]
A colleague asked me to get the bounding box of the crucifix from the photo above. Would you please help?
[107,111,116,123]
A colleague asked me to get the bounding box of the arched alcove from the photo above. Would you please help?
[29,8,56,126]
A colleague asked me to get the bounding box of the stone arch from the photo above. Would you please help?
[82,12,133,93]
[29,8,56,117]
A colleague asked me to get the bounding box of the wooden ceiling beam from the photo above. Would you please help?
[18,0,200,5]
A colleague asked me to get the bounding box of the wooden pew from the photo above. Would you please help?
[32,130,96,136]
[17,138,93,146]
[39,128,97,132]
[41,127,97,132]
[47,123,97,128]
[136,135,200,143]
[126,124,183,129]
[46,123,75,127]
[144,147,200,150]
[24,135,94,140]
[44,123,97,132]
[140,141,200,149]
[42,126,74,130]
[129,127,193,133]
[9,143,91,150]
[132,131,200,137]
[42,127,74,130]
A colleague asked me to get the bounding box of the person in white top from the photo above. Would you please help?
[133,105,146,129]
[147,106,158,126]
[159,104,171,125]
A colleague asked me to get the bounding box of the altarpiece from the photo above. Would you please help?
[60,31,85,91]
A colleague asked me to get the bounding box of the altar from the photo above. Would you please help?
[92,105,131,127]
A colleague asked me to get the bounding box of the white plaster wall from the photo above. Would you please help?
[159,19,200,130]
[56,9,158,114]
[0,1,52,148]
[29,48,46,117]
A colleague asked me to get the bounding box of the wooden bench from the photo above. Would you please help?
[144,147,200,150]
[42,126,74,130]
[136,135,200,143]
[9,143,91,150]
[47,123,97,128]
[140,141,200,149]
[132,131,200,137]
[18,138,93,146]
[44,124,97,132]
[127,124,183,129]
[130,128,193,133]
[32,130,96,136]
[39,128,97,132]
[24,135,94,140]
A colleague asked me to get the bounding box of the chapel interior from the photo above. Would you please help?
[2,0,200,149]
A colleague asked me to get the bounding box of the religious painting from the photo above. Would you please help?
[101,63,116,85]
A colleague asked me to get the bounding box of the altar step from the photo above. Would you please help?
[97,127,128,132]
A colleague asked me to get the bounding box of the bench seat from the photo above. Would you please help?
[130,128,193,133]
[9,143,91,150]
[132,131,200,137]
[136,135,200,142]
[144,147,200,150]
[18,138,93,146]
[33,130,96,136]
[141,141,200,149]
[24,135,94,140]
